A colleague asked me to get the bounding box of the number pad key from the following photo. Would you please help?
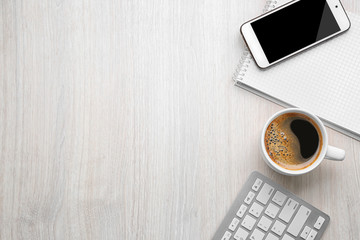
[258,216,273,232]
[241,215,257,231]
[256,183,274,205]
[250,228,265,240]
[249,202,264,218]
[282,234,294,240]
[271,220,286,236]
[314,216,325,229]
[278,198,299,223]
[221,231,232,240]
[306,229,317,240]
[229,218,240,231]
[300,226,311,239]
[265,233,279,240]
[272,191,287,206]
[234,227,249,240]
[244,191,256,204]
[287,205,311,237]
[236,204,248,218]
[252,178,263,191]
[265,203,280,219]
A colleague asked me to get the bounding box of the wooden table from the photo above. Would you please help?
[1,0,359,239]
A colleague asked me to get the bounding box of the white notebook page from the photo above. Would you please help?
[235,5,360,140]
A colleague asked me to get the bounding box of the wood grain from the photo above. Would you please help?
[1,0,359,239]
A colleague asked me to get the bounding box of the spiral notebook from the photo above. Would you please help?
[234,0,360,141]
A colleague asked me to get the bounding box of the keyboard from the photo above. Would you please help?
[212,171,329,240]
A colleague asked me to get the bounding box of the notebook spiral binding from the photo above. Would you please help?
[263,0,278,13]
[233,51,252,84]
[233,0,278,85]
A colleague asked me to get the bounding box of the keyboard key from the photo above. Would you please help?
[221,231,232,240]
[258,216,273,232]
[256,183,274,205]
[250,228,265,240]
[265,233,279,240]
[252,178,263,191]
[287,205,311,236]
[229,217,240,231]
[271,220,286,236]
[249,202,264,218]
[272,191,287,206]
[306,229,317,240]
[282,234,294,240]
[241,215,256,231]
[314,216,325,229]
[300,226,311,239]
[234,227,249,240]
[265,203,280,219]
[245,191,256,204]
[236,204,247,218]
[278,198,299,223]
[213,172,329,240]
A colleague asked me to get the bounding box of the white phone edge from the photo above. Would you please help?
[240,0,351,69]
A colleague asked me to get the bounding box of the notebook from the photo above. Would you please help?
[234,0,360,141]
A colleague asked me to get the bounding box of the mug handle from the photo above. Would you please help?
[325,145,345,161]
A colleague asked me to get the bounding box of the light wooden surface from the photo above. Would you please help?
[1,0,360,239]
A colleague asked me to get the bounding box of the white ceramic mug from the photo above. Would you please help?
[260,108,345,176]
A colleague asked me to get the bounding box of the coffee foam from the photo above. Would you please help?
[264,113,322,170]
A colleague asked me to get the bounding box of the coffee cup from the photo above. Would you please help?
[260,108,345,176]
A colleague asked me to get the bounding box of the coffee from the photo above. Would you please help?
[264,112,322,170]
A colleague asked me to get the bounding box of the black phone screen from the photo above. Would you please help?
[251,0,341,63]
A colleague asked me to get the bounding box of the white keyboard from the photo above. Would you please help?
[212,172,329,240]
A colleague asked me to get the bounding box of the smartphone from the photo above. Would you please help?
[240,0,350,68]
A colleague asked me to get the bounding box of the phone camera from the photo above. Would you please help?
[335,5,338,8]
